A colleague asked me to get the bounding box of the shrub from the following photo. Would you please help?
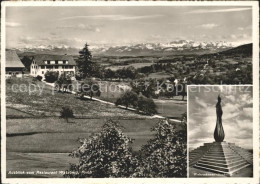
[133,119,187,177]
[36,75,42,81]
[64,119,139,178]
[44,71,59,83]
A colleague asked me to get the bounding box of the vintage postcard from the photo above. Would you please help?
[1,1,259,184]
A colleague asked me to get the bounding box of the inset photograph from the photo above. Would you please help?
[188,85,253,177]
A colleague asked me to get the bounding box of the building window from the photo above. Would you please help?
[62,66,64,69]
[63,61,66,64]
[41,66,45,69]
[55,60,58,64]
[47,61,50,64]
[42,71,44,74]
[69,66,73,69]
[65,66,68,69]
[55,66,58,69]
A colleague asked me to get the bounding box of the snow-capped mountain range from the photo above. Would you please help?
[13,40,246,56]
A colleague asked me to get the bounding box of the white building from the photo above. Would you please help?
[30,54,76,78]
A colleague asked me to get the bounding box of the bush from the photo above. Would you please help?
[133,119,187,177]
[36,75,42,81]
[64,119,139,178]
[44,71,59,83]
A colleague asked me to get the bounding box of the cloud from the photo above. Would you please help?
[6,22,21,27]
[186,7,251,14]
[231,34,250,40]
[58,24,101,32]
[59,14,163,21]
[199,23,219,29]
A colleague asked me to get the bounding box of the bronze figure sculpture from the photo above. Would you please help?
[214,95,225,142]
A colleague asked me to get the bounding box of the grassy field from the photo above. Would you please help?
[6,77,148,119]
[7,117,157,152]
[7,152,78,178]
[106,62,154,71]
[146,72,173,79]
[6,117,158,177]
[155,98,186,119]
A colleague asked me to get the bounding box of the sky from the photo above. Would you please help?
[6,6,252,48]
[188,86,253,150]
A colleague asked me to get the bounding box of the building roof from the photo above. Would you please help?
[33,54,76,66]
[6,50,25,68]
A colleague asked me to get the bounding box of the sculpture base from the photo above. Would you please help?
[189,142,253,177]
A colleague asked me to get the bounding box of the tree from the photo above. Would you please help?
[64,119,139,178]
[115,91,138,109]
[55,73,73,92]
[21,56,33,71]
[77,43,99,78]
[44,71,59,83]
[60,106,75,123]
[133,119,187,177]
[131,79,156,98]
[104,69,115,80]
[78,79,101,100]
[137,96,157,115]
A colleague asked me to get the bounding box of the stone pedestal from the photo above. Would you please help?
[189,142,252,176]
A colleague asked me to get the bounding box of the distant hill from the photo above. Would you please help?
[218,43,252,57]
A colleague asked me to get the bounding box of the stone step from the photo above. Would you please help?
[200,157,227,164]
[226,157,245,163]
[206,152,234,156]
[198,160,227,168]
[229,162,250,172]
[193,165,229,176]
[195,163,229,172]
[204,154,241,160]
[203,155,226,161]
[198,159,246,168]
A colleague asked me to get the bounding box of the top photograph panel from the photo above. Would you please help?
[5,5,253,85]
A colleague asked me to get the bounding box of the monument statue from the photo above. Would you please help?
[214,95,225,142]
[190,94,252,177]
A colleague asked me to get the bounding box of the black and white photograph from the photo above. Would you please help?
[1,1,258,183]
[188,85,253,177]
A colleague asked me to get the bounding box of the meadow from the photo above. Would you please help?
[106,62,154,71]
